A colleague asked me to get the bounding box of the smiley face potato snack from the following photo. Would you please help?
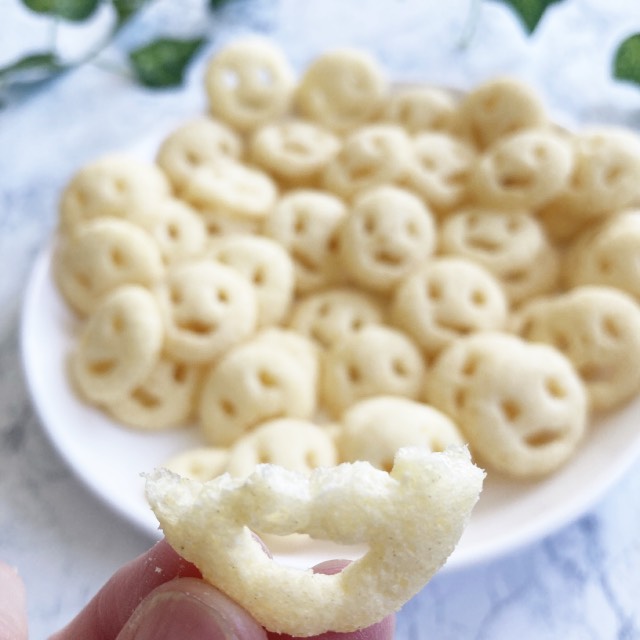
[146,446,484,636]
[51,37,640,634]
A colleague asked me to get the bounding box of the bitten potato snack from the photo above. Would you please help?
[146,446,484,636]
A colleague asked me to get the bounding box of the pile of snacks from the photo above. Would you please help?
[54,38,640,484]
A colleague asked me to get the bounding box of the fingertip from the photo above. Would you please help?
[0,561,28,640]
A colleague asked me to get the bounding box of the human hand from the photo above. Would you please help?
[1,540,395,640]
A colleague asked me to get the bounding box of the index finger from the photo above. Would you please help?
[50,539,201,640]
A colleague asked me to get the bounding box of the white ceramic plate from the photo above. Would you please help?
[21,242,640,571]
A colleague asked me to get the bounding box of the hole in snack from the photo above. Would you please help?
[216,288,230,303]
[579,361,616,383]
[533,144,548,161]
[112,177,127,193]
[291,247,318,273]
[604,164,624,185]
[326,233,340,254]
[525,429,561,447]
[553,332,569,352]
[88,359,116,375]
[427,280,442,300]
[167,223,181,240]
[392,358,409,377]
[597,256,612,274]
[185,150,201,166]
[258,369,278,388]
[252,266,266,286]
[179,319,217,335]
[601,315,621,340]
[173,363,188,384]
[351,317,364,331]
[380,458,394,473]
[110,247,126,267]
[362,214,377,234]
[132,387,161,408]
[374,249,403,266]
[170,287,183,305]
[405,219,420,237]
[74,271,92,290]
[305,450,319,469]
[294,215,308,235]
[111,313,125,333]
[500,398,521,422]
[346,364,362,383]
[504,268,527,283]
[220,398,236,416]
[461,355,479,376]
[470,289,487,306]
[317,301,332,317]
[468,235,501,253]
[454,386,467,409]
[544,376,567,399]
[498,172,533,190]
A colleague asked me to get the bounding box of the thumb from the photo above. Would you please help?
[0,561,28,640]
[116,577,267,640]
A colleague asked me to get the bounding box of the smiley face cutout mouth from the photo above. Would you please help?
[146,445,484,637]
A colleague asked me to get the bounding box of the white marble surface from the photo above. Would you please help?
[1,0,640,638]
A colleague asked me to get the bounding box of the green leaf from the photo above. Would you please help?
[209,0,235,9]
[0,52,64,83]
[21,0,101,21]
[496,0,565,34]
[111,0,149,26]
[129,37,206,88]
[613,33,640,87]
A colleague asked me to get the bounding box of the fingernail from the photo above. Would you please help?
[129,591,237,640]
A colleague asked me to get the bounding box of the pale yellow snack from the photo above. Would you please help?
[208,235,295,327]
[194,204,261,244]
[164,446,229,482]
[424,332,588,478]
[146,446,484,636]
[263,189,347,294]
[322,124,413,200]
[106,357,201,430]
[295,48,388,133]
[127,197,207,265]
[390,257,508,357]
[540,127,640,224]
[457,76,548,149]
[515,286,640,412]
[337,396,465,470]
[403,132,476,212]
[337,185,436,293]
[70,285,163,404]
[321,325,426,417]
[384,86,460,135]
[288,287,384,350]
[59,154,171,233]
[439,207,560,304]
[155,260,257,363]
[198,336,317,446]
[470,128,574,209]
[205,38,295,132]
[249,119,341,185]
[54,218,164,316]
[562,209,640,300]
[179,157,278,220]
[156,117,243,192]
[226,417,337,478]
